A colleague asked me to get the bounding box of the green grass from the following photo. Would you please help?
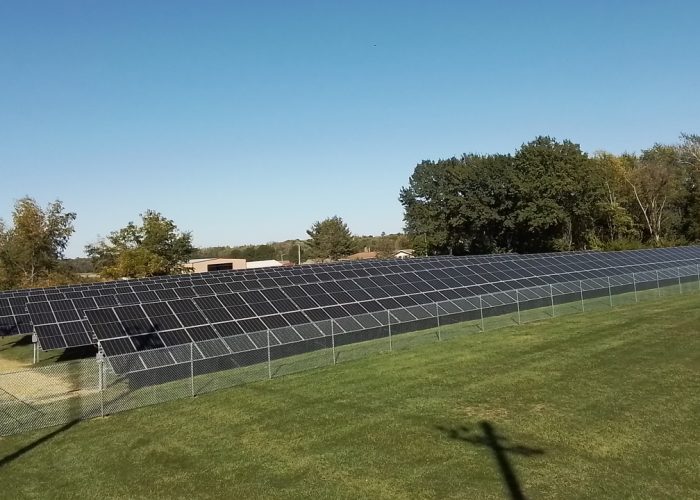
[0,294,698,499]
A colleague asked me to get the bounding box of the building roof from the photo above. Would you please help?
[246,260,283,269]
[346,251,379,260]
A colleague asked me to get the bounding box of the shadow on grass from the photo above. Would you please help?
[437,421,544,500]
[0,335,32,351]
[0,419,79,467]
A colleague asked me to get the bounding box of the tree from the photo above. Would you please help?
[511,137,603,252]
[622,145,682,245]
[86,210,194,278]
[590,152,638,244]
[306,216,355,260]
[0,197,76,289]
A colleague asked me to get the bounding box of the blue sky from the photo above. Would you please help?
[1,1,698,258]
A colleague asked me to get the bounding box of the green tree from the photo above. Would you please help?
[306,216,355,260]
[86,210,194,279]
[511,137,603,252]
[0,197,76,289]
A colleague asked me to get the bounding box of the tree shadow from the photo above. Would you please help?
[0,420,79,467]
[436,421,544,500]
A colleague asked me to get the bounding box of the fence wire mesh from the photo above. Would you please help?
[1,265,699,436]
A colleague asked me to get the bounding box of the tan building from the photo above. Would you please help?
[184,258,286,273]
[184,258,247,273]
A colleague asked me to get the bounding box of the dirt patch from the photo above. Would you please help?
[0,358,28,373]
[0,366,97,404]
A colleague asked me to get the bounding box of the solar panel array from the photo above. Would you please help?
[2,247,700,364]
[2,253,528,342]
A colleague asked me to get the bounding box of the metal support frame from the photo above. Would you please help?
[579,280,585,312]
[656,270,661,297]
[677,267,682,294]
[632,272,638,303]
[697,263,700,290]
[607,276,613,308]
[515,290,521,325]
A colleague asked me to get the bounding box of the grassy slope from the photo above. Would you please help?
[0,295,699,499]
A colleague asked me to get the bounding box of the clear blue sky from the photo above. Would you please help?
[1,1,698,258]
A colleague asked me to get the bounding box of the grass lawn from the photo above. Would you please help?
[0,294,698,499]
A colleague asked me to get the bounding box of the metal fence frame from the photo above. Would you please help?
[1,264,699,436]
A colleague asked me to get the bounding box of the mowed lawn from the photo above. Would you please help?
[1,295,699,499]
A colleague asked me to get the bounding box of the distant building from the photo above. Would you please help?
[184,258,286,273]
[246,260,284,269]
[184,258,247,273]
[346,251,379,261]
[393,249,415,259]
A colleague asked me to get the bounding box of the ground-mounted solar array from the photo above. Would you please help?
[2,247,700,374]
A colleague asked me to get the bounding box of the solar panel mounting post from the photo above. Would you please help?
[32,332,38,364]
[435,302,441,341]
[697,263,700,290]
[656,270,661,297]
[607,276,613,308]
[632,273,638,303]
[479,295,485,332]
[677,267,682,294]
[515,290,521,325]
[579,280,585,313]
[549,284,555,318]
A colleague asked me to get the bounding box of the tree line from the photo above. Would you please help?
[400,134,700,254]
[0,201,406,290]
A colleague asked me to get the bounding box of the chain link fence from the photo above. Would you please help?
[2,264,699,436]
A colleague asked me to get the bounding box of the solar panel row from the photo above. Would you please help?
[84,247,700,368]
[3,247,700,358]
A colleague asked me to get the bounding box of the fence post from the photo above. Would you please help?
[190,342,195,398]
[549,284,555,318]
[331,319,336,364]
[607,276,613,308]
[515,290,521,325]
[678,267,682,294]
[97,354,105,418]
[388,309,392,351]
[436,302,441,341]
[579,280,585,313]
[656,270,661,297]
[632,272,638,303]
[267,329,272,380]
[479,295,485,332]
[697,263,700,291]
